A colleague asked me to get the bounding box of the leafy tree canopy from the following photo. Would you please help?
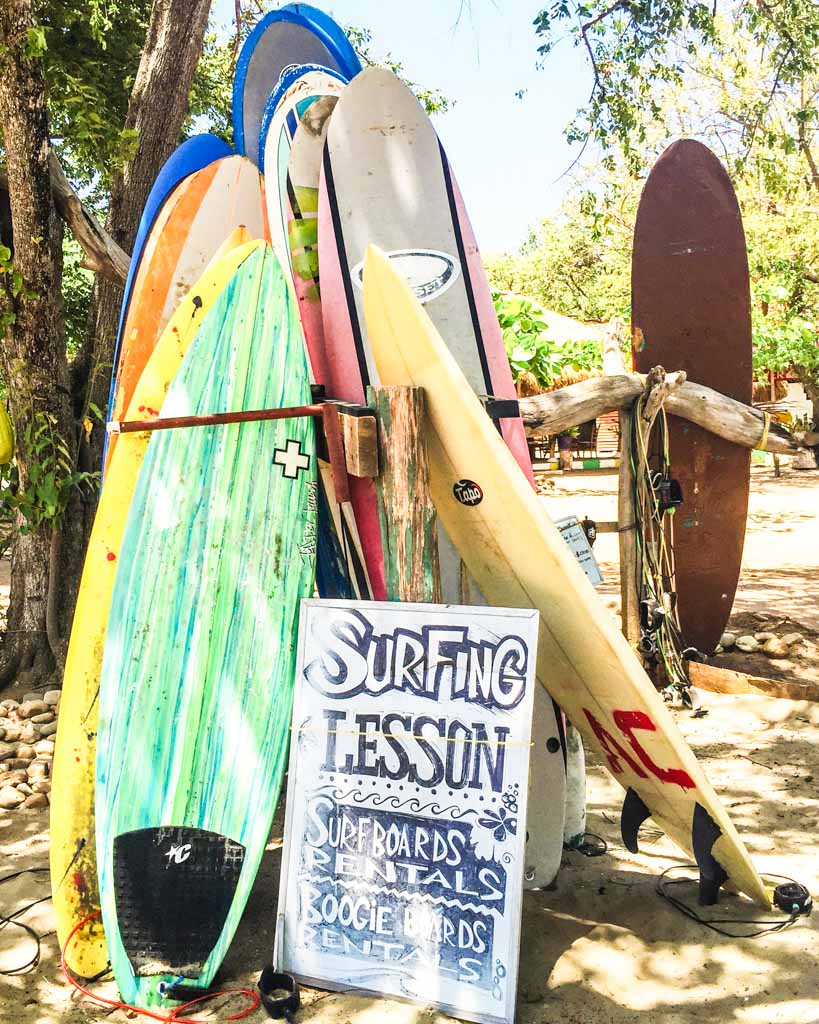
[500,2,819,421]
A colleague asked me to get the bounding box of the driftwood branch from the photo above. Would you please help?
[519,372,807,455]
[1,156,130,285]
[47,153,130,284]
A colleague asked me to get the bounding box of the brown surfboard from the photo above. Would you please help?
[632,139,752,655]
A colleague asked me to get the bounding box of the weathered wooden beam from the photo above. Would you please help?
[519,372,806,455]
[602,316,629,376]
[339,406,378,478]
[368,385,441,603]
[689,662,819,704]
[617,416,641,647]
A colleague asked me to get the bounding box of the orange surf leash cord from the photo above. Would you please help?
[61,911,260,1023]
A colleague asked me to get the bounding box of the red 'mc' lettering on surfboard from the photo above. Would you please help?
[612,710,695,790]
[583,708,695,791]
[583,709,647,780]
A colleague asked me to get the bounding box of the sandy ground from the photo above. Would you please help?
[1,464,817,1024]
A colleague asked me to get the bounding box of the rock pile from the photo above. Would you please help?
[718,630,804,658]
[0,690,59,811]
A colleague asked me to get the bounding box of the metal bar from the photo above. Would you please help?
[109,403,325,434]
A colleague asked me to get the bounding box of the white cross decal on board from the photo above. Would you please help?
[273,439,310,479]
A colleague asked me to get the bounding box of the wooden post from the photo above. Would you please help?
[368,385,441,603]
[603,319,641,646]
[617,411,641,646]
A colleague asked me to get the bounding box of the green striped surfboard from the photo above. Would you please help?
[95,245,317,1008]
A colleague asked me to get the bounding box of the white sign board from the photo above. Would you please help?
[276,599,538,1024]
[556,515,603,587]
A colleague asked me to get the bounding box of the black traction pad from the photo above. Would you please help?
[113,826,245,977]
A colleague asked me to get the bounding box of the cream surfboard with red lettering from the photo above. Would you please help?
[362,244,768,907]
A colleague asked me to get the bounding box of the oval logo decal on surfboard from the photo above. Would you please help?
[353,248,461,304]
[453,479,483,506]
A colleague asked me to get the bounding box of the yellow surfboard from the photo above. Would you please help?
[50,238,264,976]
[362,245,768,907]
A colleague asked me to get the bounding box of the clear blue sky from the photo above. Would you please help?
[212,1,590,254]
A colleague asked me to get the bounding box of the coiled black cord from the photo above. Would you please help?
[0,866,51,975]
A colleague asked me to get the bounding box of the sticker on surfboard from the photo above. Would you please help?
[352,248,460,303]
[453,479,483,506]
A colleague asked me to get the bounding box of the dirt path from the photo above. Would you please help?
[1,465,817,1023]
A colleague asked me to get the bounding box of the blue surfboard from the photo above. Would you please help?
[233,4,361,164]
[257,62,347,171]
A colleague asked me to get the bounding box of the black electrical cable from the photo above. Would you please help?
[0,866,51,976]
[567,832,608,857]
[657,865,811,938]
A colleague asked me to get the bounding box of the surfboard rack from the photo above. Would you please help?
[108,399,380,507]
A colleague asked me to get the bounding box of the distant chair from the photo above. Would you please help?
[571,419,599,458]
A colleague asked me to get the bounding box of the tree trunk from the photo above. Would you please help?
[72,0,212,471]
[0,0,73,686]
[58,0,212,664]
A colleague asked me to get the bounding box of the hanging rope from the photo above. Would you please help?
[629,394,693,705]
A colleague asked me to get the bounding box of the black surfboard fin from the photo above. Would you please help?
[692,802,729,906]
[621,787,651,854]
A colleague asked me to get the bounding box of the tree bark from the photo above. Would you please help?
[0,0,74,685]
[72,0,212,470]
[55,0,212,664]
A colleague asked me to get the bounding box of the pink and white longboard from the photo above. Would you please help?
[318,67,566,887]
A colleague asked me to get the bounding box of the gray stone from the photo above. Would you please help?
[15,782,32,796]
[14,744,35,762]
[0,786,25,809]
[43,689,61,706]
[736,636,759,653]
[763,637,789,658]
[6,758,31,769]
[26,761,49,781]
[718,631,736,650]
[30,712,54,724]
[0,770,28,786]
[754,631,776,642]
[22,692,41,703]
[0,699,18,712]
[782,632,805,646]
[38,721,57,737]
[18,700,48,720]
[22,793,48,809]
[0,741,17,759]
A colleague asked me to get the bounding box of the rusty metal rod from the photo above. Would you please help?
[110,403,326,434]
